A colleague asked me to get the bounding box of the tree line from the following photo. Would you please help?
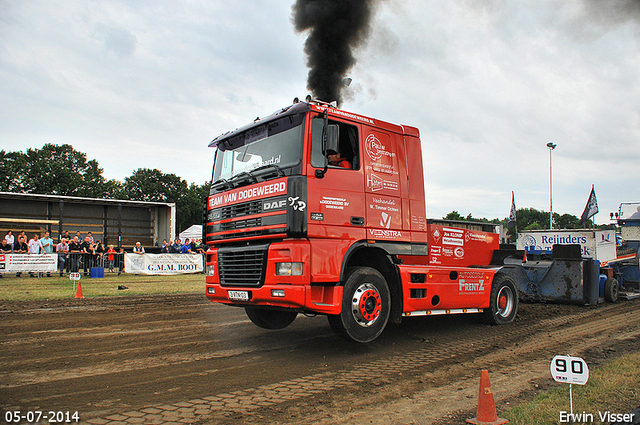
[0,144,210,233]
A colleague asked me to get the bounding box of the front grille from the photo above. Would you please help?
[221,217,262,231]
[218,244,268,287]
[222,201,262,219]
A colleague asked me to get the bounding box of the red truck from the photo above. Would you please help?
[204,99,518,342]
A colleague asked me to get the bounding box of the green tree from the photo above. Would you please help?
[101,179,127,200]
[0,149,25,192]
[124,168,187,203]
[556,213,581,229]
[175,182,210,233]
[443,211,499,224]
[444,211,465,221]
[123,169,210,232]
[18,144,114,197]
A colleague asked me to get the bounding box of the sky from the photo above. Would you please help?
[1,0,639,224]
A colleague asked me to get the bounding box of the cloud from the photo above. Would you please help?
[92,23,137,57]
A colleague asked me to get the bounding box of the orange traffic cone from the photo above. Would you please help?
[74,282,84,299]
[467,370,508,425]
[522,249,527,263]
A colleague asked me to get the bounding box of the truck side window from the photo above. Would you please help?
[310,117,359,170]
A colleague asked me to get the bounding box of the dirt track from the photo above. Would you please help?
[1,293,639,424]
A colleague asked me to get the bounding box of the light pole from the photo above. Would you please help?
[547,142,557,229]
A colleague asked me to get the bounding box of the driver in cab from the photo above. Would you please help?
[327,149,352,169]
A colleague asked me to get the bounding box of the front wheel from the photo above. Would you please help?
[328,267,391,343]
[483,273,518,325]
[245,307,297,330]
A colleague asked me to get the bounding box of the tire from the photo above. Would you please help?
[604,278,619,303]
[327,267,391,343]
[245,307,297,330]
[483,272,518,325]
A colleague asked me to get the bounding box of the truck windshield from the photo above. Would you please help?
[212,114,305,186]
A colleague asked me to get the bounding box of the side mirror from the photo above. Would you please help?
[324,124,339,154]
[316,123,341,178]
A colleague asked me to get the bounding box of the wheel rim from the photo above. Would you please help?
[351,283,382,327]
[496,286,514,318]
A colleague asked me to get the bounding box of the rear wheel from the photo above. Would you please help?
[483,273,518,325]
[328,267,391,343]
[604,278,619,303]
[245,307,297,330]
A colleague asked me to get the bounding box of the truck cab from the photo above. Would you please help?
[204,100,517,343]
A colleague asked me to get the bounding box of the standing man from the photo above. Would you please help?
[41,231,54,277]
[68,236,82,273]
[56,238,69,277]
[14,237,28,277]
[80,236,94,276]
[28,234,43,277]
[28,234,43,254]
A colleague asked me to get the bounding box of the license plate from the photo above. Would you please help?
[228,290,249,301]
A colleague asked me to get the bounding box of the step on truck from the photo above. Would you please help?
[204,99,518,343]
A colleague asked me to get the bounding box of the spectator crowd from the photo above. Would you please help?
[1,230,206,278]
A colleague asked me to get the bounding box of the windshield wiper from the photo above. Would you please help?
[211,178,233,192]
[249,164,286,180]
[229,171,258,187]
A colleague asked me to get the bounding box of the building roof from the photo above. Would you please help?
[0,192,175,208]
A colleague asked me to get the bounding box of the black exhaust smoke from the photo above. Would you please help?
[292,0,375,106]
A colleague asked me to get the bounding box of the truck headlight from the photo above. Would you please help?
[276,262,303,276]
[206,264,216,276]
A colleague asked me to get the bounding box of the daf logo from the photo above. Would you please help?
[263,199,287,211]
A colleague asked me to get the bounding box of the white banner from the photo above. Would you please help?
[124,253,203,275]
[517,229,616,262]
[0,254,57,273]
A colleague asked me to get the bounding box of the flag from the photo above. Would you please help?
[580,185,599,226]
[508,191,516,229]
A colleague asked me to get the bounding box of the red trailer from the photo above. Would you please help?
[204,99,517,342]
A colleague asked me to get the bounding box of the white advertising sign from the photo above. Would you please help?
[517,230,616,263]
[0,254,57,273]
[124,253,203,275]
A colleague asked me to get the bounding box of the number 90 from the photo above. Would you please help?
[555,358,584,374]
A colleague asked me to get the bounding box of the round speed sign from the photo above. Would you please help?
[550,355,589,385]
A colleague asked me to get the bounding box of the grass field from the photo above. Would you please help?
[503,352,640,424]
[0,272,204,300]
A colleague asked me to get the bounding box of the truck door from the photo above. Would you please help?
[362,129,405,241]
[306,116,366,239]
